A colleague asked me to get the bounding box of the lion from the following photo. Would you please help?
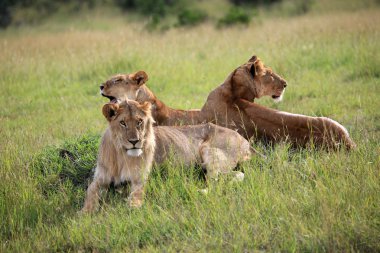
[99,55,355,150]
[82,100,254,212]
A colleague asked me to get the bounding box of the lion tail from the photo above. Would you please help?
[249,146,267,160]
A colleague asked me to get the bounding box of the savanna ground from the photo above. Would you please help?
[1,1,380,252]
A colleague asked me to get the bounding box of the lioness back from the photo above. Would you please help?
[153,123,252,168]
[153,126,200,166]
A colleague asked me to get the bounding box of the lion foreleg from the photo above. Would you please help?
[82,177,104,213]
[128,181,145,208]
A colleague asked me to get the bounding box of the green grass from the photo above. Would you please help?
[0,5,380,252]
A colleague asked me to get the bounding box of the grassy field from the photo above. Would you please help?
[1,4,380,252]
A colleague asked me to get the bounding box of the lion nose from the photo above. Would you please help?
[129,139,139,146]
[283,82,287,88]
[100,85,104,90]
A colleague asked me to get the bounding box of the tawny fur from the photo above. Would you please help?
[100,55,355,150]
[82,100,253,212]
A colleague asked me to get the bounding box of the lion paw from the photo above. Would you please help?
[198,188,209,195]
[128,198,143,208]
[232,171,245,182]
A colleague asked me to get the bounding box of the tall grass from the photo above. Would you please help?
[0,7,379,252]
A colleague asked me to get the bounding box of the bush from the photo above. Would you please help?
[0,6,12,28]
[218,7,251,27]
[177,8,207,26]
[1,0,98,28]
[0,0,16,28]
[229,0,281,5]
[115,0,175,17]
[281,0,314,15]
[30,133,100,194]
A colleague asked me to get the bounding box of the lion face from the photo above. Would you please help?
[102,100,153,157]
[233,55,287,102]
[100,71,148,102]
[256,68,287,102]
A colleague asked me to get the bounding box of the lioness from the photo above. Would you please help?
[100,55,355,150]
[82,100,253,212]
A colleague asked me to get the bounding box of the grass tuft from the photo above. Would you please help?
[30,133,100,193]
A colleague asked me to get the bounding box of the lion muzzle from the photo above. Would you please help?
[126,148,143,157]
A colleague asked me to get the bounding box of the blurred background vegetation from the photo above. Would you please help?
[2,0,378,30]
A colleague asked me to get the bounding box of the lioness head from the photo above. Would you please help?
[231,55,287,102]
[100,71,148,102]
[102,100,154,157]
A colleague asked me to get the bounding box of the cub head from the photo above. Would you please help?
[102,100,154,157]
[100,71,148,102]
[231,55,287,102]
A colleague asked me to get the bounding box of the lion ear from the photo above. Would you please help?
[131,71,148,86]
[248,55,257,63]
[102,103,119,121]
[250,63,256,77]
[248,55,260,77]
[251,58,265,77]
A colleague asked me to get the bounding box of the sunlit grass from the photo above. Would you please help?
[0,7,379,252]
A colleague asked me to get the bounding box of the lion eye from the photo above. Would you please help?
[120,121,127,128]
[137,119,143,127]
[113,78,122,84]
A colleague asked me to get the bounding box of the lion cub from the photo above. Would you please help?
[82,100,254,212]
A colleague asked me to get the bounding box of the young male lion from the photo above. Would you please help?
[99,55,355,150]
[82,100,253,212]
